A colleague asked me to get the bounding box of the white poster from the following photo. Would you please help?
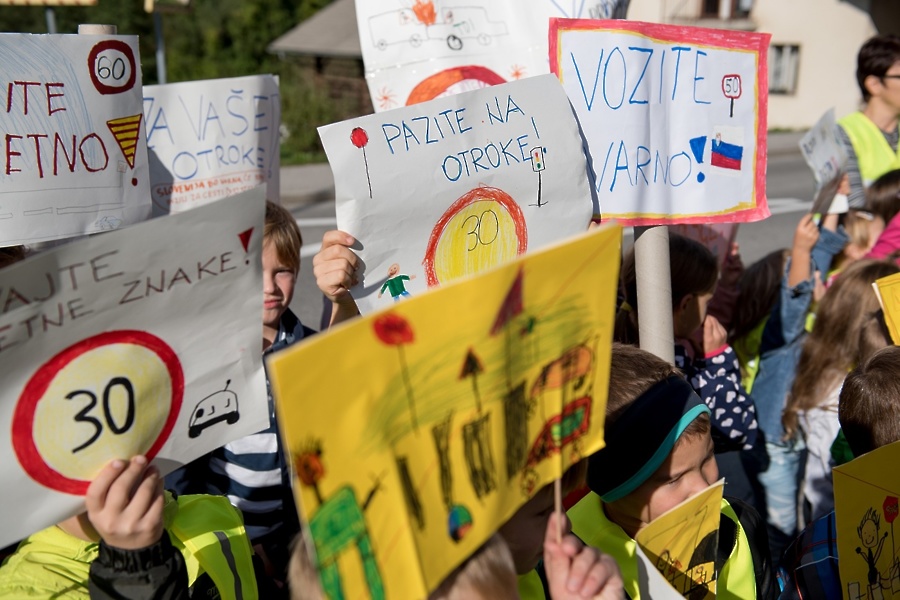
[0,34,151,246]
[799,108,848,187]
[356,0,629,112]
[319,74,594,314]
[552,20,771,225]
[0,187,268,549]
[144,74,281,214]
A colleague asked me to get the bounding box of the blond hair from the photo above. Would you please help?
[428,534,518,600]
[265,201,302,275]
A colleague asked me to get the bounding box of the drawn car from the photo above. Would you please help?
[188,380,239,438]
[368,5,508,52]
[529,344,594,398]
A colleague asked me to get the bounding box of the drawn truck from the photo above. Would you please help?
[368,6,508,52]
[526,344,595,468]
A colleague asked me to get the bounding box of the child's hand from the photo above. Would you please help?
[544,512,624,599]
[85,456,165,550]
[793,214,820,254]
[697,314,728,357]
[313,230,359,306]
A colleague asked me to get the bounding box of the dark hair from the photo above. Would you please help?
[866,169,900,225]
[0,245,26,270]
[840,346,900,456]
[615,234,718,344]
[856,34,900,102]
[730,249,789,343]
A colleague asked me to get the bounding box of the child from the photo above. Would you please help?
[167,201,315,586]
[782,259,899,522]
[568,343,775,599]
[0,456,259,599]
[730,214,845,560]
[864,168,900,260]
[615,233,759,509]
[778,345,900,599]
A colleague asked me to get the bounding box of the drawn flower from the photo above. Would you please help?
[374,313,418,430]
[374,313,414,345]
[350,127,373,199]
[293,441,325,505]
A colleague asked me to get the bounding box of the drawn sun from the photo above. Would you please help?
[377,87,397,110]
[510,65,526,80]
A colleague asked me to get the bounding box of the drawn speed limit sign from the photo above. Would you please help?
[87,40,137,95]
[721,74,742,118]
[12,330,183,495]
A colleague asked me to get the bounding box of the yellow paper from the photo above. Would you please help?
[834,439,900,599]
[269,224,621,600]
[876,272,900,345]
[635,479,725,599]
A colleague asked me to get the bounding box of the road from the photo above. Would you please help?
[287,147,819,330]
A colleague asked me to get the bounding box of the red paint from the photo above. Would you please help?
[711,153,741,170]
[422,185,527,287]
[87,40,137,95]
[406,65,506,106]
[885,496,898,524]
[350,127,369,149]
[373,313,415,346]
[238,227,253,253]
[12,330,184,495]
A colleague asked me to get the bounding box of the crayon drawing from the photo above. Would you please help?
[270,224,621,599]
[835,440,900,599]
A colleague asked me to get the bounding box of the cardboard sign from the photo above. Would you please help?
[635,479,724,599]
[356,0,630,112]
[875,272,900,346]
[0,33,151,246]
[834,440,900,599]
[144,75,281,214]
[0,187,268,549]
[269,224,621,600]
[320,74,595,314]
[800,109,848,187]
[551,20,771,225]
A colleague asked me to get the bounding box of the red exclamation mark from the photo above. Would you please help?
[238,228,253,265]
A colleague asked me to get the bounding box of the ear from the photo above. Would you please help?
[865,74,885,99]
[674,293,694,316]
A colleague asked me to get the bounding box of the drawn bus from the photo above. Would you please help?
[368,5,509,52]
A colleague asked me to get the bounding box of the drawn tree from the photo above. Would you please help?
[396,456,424,529]
[432,412,474,542]
[460,347,485,413]
[373,313,418,431]
[463,412,497,499]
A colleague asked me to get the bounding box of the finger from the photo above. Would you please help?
[122,465,162,522]
[594,554,625,600]
[317,270,357,296]
[85,458,128,514]
[313,245,359,271]
[543,513,573,597]
[319,230,355,251]
[560,533,583,558]
[314,261,357,285]
[105,456,150,513]
[566,545,599,593]
[137,483,166,534]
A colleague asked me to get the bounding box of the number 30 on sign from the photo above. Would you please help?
[12,330,183,495]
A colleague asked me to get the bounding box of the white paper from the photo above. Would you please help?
[144,75,281,214]
[0,33,151,246]
[553,21,770,225]
[356,0,629,112]
[319,74,594,314]
[799,108,848,186]
[0,187,268,548]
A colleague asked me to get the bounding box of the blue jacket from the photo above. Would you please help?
[751,228,847,441]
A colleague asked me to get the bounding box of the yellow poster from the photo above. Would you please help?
[876,273,900,345]
[635,479,725,599]
[834,439,900,600]
[268,224,621,600]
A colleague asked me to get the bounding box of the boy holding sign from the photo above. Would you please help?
[568,344,775,599]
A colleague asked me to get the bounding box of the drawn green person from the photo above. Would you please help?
[378,263,415,302]
[856,507,889,587]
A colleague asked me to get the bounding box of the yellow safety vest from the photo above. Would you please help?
[838,112,900,186]
[567,492,757,600]
[0,493,257,600]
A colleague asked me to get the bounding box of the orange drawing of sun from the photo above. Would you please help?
[510,65,527,80]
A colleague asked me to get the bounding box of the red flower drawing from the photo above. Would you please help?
[374,313,418,430]
[350,127,373,198]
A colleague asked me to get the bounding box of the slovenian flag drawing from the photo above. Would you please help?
[711,138,743,170]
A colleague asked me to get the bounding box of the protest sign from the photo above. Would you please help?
[0,187,267,549]
[800,109,848,188]
[144,75,281,214]
[875,272,900,345]
[269,223,621,600]
[356,0,627,112]
[551,20,771,225]
[834,439,900,599]
[634,479,724,599]
[320,74,595,314]
[0,33,151,246]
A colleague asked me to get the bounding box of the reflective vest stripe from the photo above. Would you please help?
[213,530,244,600]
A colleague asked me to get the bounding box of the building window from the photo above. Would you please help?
[701,0,753,18]
[769,44,800,95]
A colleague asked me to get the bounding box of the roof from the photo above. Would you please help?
[267,0,362,59]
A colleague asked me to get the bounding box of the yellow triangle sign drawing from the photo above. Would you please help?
[106,113,143,169]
